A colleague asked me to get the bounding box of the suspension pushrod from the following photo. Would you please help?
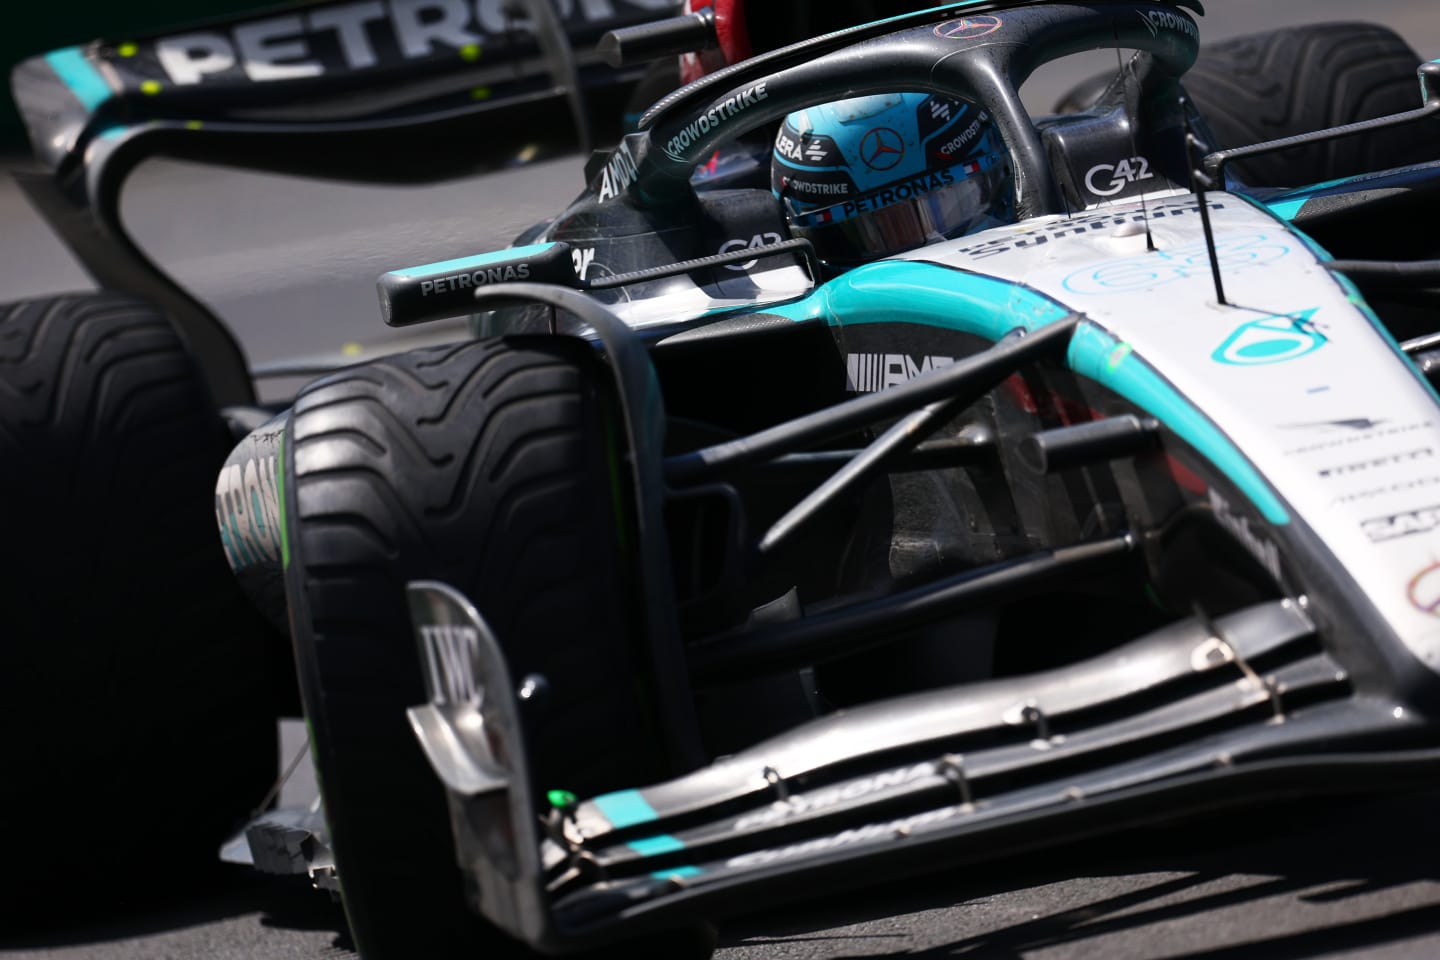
[1327,260,1440,288]
[761,396,966,555]
[664,318,1077,487]
[1402,331,1440,356]
[1205,100,1440,186]
[689,533,1137,686]
[757,430,996,476]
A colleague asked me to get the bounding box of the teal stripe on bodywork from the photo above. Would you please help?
[1262,171,1387,222]
[760,296,826,323]
[45,47,112,112]
[764,259,1288,523]
[763,260,1070,335]
[1265,198,1308,222]
[627,834,686,856]
[592,789,659,829]
[1068,325,1288,523]
[393,243,556,279]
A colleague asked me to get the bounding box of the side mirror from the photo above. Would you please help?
[379,243,580,327]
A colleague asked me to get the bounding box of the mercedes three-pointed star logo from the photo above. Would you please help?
[860,127,905,171]
[934,15,1004,40]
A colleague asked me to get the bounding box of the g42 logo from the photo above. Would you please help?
[1085,156,1153,197]
[1213,309,1328,366]
[572,247,596,280]
[721,232,784,271]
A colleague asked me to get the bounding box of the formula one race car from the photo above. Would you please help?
[7,0,1440,958]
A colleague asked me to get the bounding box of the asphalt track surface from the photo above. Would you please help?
[6,2,1440,958]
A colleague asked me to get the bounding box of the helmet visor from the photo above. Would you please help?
[787,160,1012,266]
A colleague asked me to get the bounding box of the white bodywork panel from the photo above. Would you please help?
[897,194,1440,667]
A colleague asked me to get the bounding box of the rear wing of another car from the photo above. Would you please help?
[6,0,680,409]
[11,0,678,180]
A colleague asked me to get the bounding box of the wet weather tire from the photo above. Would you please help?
[283,337,666,959]
[0,293,277,910]
[1183,23,1435,187]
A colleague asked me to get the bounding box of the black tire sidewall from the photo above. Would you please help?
[0,293,277,910]
[283,336,664,958]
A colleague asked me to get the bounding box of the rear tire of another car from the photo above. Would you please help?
[0,292,277,913]
[281,337,671,958]
[1182,22,1433,186]
[1053,22,1432,188]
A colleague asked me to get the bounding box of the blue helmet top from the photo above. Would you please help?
[772,91,1013,265]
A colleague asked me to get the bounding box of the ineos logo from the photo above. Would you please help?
[860,127,905,171]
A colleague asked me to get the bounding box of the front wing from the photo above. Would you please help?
[404,580,1440,953]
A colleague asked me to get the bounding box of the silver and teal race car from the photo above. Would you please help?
[7,1,1440,957]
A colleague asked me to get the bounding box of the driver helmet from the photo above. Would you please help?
[772,92,1014,266]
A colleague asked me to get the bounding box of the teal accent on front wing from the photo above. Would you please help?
[44,47,112,113]
[761,259,1289,524]
[592,789,659,829]
[652,865,704,880]
[393,243,557,279]
[627,834,686,856]
[591,795,706,877]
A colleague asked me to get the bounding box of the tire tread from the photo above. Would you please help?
[285,337,662,958]
[1183,22,1434,186]
[0,293,277,911]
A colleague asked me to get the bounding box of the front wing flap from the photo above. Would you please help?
[405,581,1440,952]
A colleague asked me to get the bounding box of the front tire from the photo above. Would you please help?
[282,337,667,958]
